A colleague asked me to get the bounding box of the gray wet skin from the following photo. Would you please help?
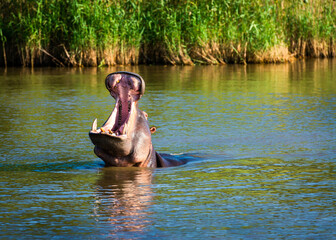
[89,71,184,167]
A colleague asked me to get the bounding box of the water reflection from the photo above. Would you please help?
[93,168,154,235]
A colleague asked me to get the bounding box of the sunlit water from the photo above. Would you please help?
[0,60,335,239]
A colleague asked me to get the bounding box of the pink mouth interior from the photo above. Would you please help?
[111,99,132,136]
[102,73,142,136]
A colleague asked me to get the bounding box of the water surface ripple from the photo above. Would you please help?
[0,61,335,239]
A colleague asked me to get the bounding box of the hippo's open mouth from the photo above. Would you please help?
[89,71,145,139]
[90,99,135,137]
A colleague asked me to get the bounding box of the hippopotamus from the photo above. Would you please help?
[89,71,185,167]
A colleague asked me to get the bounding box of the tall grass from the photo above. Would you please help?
[285,0,336,58]
[0,0,335,66]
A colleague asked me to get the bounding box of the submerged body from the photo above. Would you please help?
[89,71,185,167]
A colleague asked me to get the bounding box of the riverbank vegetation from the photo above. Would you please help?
[0,0,335,67]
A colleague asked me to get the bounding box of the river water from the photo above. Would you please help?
[0,60,335,239]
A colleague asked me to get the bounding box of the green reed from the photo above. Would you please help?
[0,0,335,66]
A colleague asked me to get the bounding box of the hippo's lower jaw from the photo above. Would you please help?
[89,96,138,158]
[89,100,154,167]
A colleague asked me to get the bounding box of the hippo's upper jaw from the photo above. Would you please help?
[91,71,144,135]
[89,72,156,167]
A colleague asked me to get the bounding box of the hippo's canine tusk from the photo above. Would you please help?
[92,118,97,132]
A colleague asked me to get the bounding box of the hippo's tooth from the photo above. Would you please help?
[100,127,105,133]
[123,121,128,135]
[107,129,117,136]
[92,118,97,132]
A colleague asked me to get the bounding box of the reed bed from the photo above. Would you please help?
[0,0,335,67]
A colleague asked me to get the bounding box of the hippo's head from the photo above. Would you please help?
[89,72,157,167]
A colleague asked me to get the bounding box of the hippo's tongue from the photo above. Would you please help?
[105,76,133,136]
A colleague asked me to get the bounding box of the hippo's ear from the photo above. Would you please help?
[150,126,157,134]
